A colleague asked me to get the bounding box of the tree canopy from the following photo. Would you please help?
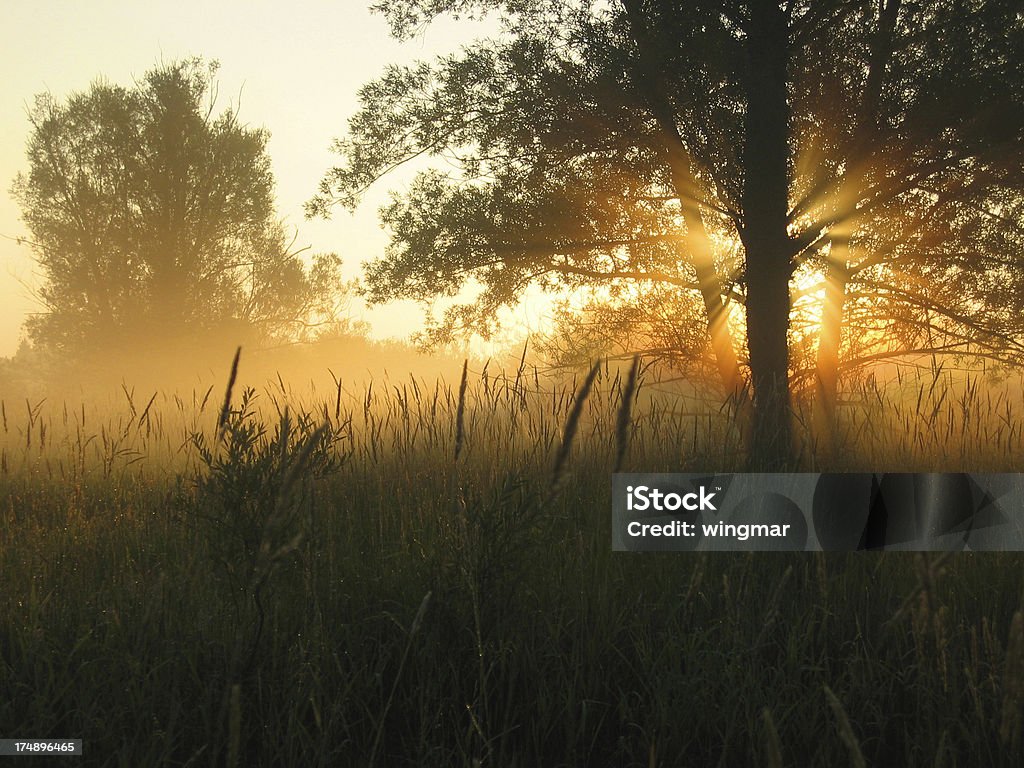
[13,58,342,356]
[312,0,1024,464]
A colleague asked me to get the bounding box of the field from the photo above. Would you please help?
[2,356,1024,766]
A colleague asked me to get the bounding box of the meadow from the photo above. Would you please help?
[2,354,1024,766]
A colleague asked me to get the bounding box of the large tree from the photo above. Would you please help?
[13,58,342,355]
[312,0,1024,466]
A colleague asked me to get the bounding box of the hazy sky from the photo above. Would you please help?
[0,0,504,357]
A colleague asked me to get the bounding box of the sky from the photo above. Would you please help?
[0,0,521,358]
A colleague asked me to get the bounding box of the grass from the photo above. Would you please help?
[1,358,1024,765]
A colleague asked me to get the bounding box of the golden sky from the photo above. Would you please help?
[0,0,501,357]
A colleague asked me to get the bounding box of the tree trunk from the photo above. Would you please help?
[744,239,793,467]
[811,0,899,457]
[741,0,794,469]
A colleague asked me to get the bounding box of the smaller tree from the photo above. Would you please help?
[12,58,342,356]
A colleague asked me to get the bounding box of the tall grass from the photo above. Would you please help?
[1,359,1023,765]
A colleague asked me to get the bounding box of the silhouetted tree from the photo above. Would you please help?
[13,58,342,356]
[312,1,1024,466]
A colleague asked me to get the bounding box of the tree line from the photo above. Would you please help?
[12,2,1024,464]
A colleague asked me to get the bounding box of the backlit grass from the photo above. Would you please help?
[1,359,1023,765]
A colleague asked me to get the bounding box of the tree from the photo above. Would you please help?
[13,58,342,356]
[312,1,1024,466]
